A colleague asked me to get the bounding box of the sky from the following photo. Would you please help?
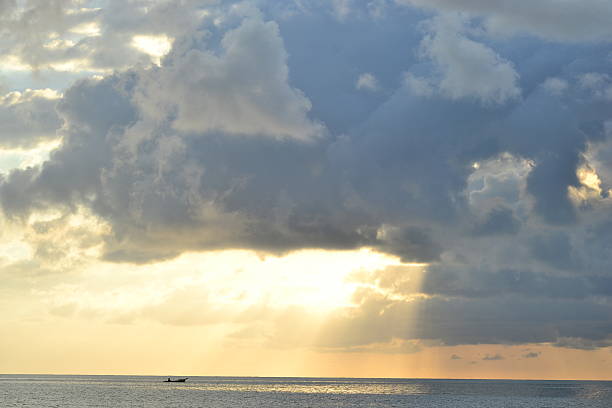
[1,0,612,379]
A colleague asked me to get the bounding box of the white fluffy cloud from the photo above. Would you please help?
[135,14,322,140]
[356,73,379,92]
[415,14,521,104]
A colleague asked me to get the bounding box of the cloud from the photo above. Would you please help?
[137,14,323,140]
[356,73,379,92]
[314,271,612,348]
[542,78,569,96]
[471,206,521,236]
[375,225,442,262]
[553,337,612,351]
[1,0,612,352]
[0,11,333,262]
[415,13,521,105]
[320,338,422,354]
[397,0,612,42]
[522,351,541,359]
[578,73,612,101]
[332,0,352,20]
[0,0,206,73]
[0,89,62,148]
[482,353,504,361]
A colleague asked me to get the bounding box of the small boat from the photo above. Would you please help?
[164,377,188,382]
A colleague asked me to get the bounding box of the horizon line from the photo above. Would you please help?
[2,373,612,382]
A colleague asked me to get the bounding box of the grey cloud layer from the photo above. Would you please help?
[0,89,61,148]
[399,0,612,41]
[2,0,612,349]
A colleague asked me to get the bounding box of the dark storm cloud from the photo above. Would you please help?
[2,0,612,349]
[316,288,612,348]
[529,232,579,271]
[553,337,612,350]
[471,206,521,236]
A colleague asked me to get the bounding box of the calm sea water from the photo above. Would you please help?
[2,375,612,407]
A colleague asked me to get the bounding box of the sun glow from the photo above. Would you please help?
[39,248,407,321]
[70,22,101,37]
[0,139,62,174]
[568,163,612,205]
[0,54,101,72]
[577,165,601,191]
[131,34,173,64]
[252,249,405,309]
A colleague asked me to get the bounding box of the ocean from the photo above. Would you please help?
[1,375,611,407]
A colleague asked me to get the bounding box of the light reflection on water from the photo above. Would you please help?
[2,375,612,408]
[162,381,428,395]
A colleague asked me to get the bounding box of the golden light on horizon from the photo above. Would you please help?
[0,232,440,377]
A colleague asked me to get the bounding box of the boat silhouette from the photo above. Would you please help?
[164,377,188,382]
